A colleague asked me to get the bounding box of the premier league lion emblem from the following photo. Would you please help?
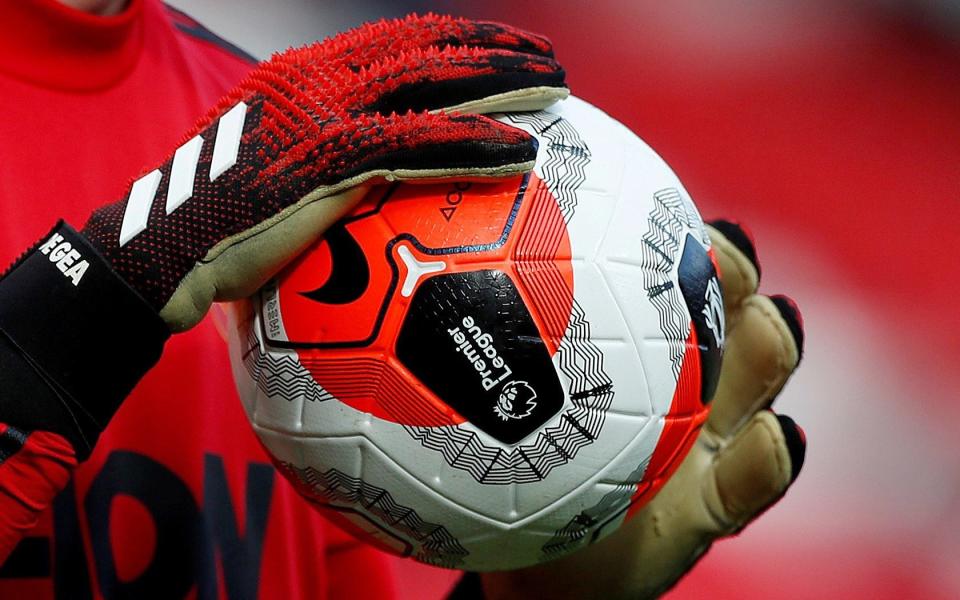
[495,381,538,421]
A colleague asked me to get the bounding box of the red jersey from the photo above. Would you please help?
[0,1,399,597]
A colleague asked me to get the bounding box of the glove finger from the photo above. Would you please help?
[708,410,806,534]
[302,14,556,73]
[327,111,539,183]
[361,15,555,64]
[768,294,805,362]
[707,219,760,280]
[443,18,555,57]
[360,46,566,115]
[706,220,760,330]
[706,294,803,439]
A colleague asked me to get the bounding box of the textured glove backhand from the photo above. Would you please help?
[83,14,567,330]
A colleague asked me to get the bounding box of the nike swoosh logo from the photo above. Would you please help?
[299,224,370,305]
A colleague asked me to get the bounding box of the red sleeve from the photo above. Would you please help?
[0,426,75,564]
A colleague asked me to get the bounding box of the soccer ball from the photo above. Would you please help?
[225,96,723,571]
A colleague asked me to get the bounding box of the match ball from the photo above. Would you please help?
[226,96,722,570]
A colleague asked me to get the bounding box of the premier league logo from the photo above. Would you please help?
[495,381,538,421]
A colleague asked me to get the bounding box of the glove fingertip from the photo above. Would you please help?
[371,113,539,177]
[769,294,805,361]
[707,219,761,280]
[467,20,556,57]
[775,414,806,483]
[366,46,565,115]
[446,113,540,165]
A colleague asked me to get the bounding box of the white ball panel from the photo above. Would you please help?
[254,427,363,480]
[567,260,633,343]
[589,338,653,417]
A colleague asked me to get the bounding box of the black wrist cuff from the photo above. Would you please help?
[0,221,170,458]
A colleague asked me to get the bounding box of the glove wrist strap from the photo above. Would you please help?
[0,221,169,458]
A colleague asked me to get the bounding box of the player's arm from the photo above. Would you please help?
[477,220,806,599]
[0,14,568,564]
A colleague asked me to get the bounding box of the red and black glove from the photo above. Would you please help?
[0,14,567,465]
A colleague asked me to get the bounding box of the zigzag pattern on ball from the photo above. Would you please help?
[240,327,334,403]
[640,188,694,378]
[680,190,711,248]
[540,455,651,559]
[278,462,470,568]
[505,111,589,222]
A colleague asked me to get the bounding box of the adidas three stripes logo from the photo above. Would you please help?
[118,102,248,247]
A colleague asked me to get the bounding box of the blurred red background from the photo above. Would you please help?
[179,1,960,597]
